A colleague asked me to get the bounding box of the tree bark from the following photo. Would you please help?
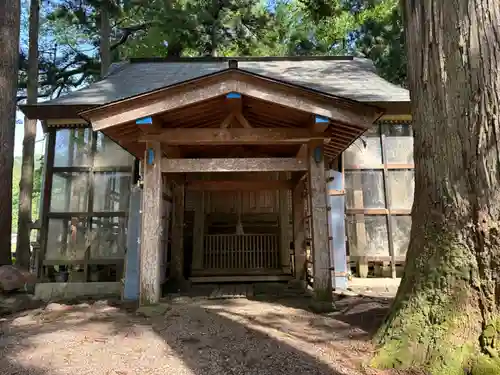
[100,1,111,77]
[373,0,500,373]
[16,0,40,270]
[0,1,20,266]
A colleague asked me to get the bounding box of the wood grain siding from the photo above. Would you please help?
[162,158,308,173]
[186,179,293,191]
[139,142,162,305]
[307,141,332,300]
[171,180,185,282]
[293,180,306,280]
[192,191,205,271]
[279,172,291,272]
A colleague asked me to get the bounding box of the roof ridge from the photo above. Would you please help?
[128,56,355,64]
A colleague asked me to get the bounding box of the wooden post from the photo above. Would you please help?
[307,141,332,301]
[139,142,163,305]
[279,172,291,273]
[293,180,306,280]
[381,132,397,279]
[353,172,368,277]
[327,168,348,290]
[192,191,205,272]
[171,178,185,285]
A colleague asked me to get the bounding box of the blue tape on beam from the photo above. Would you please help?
[315,115,329,124]
[147,148,154,165]
[314,146,323,163]
[226,92,241,99]
[136,116,153,125]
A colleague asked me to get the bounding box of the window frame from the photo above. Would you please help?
[39,127,136,280]
[343,121,414,276]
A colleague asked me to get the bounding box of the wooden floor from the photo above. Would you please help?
[190,274,292,283]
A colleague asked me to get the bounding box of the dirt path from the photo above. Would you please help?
[0,292,407,375]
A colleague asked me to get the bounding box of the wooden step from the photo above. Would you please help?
[190,275,292,283]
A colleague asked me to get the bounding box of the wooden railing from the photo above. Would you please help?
[203,234,280,270]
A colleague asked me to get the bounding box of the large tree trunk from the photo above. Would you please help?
[373,1,500,373]
[0,1,20,266]
[100,1,111,77]
[16,0,40,270]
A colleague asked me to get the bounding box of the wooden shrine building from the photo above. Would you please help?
[21,57,410,304]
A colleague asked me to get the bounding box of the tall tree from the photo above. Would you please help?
[373,1,500,374]
[301,0,406,84]
[0,0,21,266]
[16,0,40,270]
[99,0,111,76]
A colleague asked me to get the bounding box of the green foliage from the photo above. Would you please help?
[299,0,406,84]
[33,0,407,91]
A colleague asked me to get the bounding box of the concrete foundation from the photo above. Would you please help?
[34,282,121,301]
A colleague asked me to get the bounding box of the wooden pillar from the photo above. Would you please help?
[139,142,163,305]
[171,178,185,284]
[192,191,205,271]
[293,180,306,280]
[353,172,368,277]
[307,141,332,301]
[279,172,291,273]
[327,168,348,290]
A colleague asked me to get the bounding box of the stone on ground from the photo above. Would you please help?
[0,293,43,317]
[136,303,171,317]
[0,265,36,292]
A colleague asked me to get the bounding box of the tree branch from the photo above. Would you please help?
[110,23,151,51]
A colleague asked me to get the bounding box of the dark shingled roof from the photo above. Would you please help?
[39,57,409,107]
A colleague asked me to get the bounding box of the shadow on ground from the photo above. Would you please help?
[0,288,394,375]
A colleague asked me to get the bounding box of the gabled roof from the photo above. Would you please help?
[80,68,382,131]
[21,56,410,119]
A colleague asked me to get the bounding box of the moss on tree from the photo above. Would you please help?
[372,228,500,374]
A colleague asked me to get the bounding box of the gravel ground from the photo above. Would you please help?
[0,291,411,375]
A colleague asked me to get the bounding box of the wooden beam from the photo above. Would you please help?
[296,144,308,159]
[310,114,330,133]
[186,179,294,191]
[136,116,163,134]
[162,157,308,173]
[307,141,332,301]
[139,142,163,305]
[140,128,324,145]
[234,112,252,128]
[219,112,235,129]
[83,71,378,131]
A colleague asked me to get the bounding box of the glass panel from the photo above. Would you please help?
[45,217,89,261]
[50,172,89,212]
[344,125,382,168]
[388,170,415,210]
[345,170,386,209]
[94,132,135,168]
[89,216,127,259]
[383,123,414,164]
[54,128,92,167]
[346,215,389,256]
[391,215,411,257]
[93,172,132,212]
